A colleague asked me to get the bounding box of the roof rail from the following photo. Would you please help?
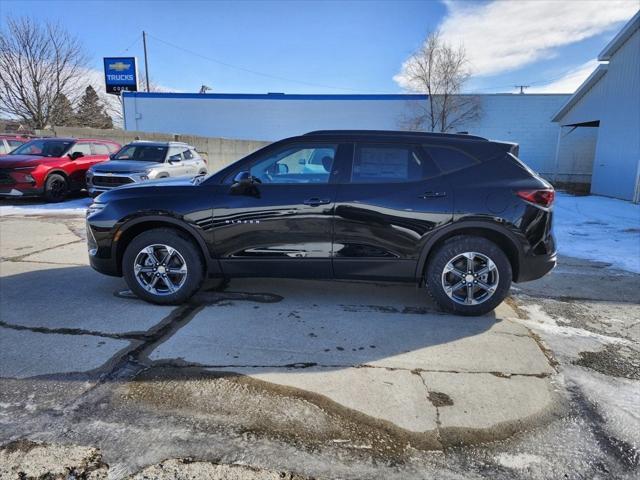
[304,129,488,141]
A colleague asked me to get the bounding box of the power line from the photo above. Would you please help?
[119,34,141,55]
[145,32,395,93]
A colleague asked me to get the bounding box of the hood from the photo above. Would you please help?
[0,154,58,168]
[121,176,197,189]
[95,176,198,203]
[91,160,160,173]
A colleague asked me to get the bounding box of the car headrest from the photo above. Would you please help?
[321,156,333,172]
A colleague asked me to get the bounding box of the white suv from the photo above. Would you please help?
[87,141,207,196]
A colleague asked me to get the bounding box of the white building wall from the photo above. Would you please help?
[123,93,569,174]
[554,126,599,186]
[453,94,569,175]
[123,94,424,141]
[590,28,640,201]
[553,24,640,202]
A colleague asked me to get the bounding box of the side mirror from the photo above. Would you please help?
[109,153,116,160]
[69,151,84,160]
[233,170,253,185]
[231,170,260,197]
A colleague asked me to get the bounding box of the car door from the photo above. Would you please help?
[166,147,190,177]
[90,142,113,165]
[213,142,346,278]
[181,148,199,175]
[332,142,454,281]
[66,141,96,188]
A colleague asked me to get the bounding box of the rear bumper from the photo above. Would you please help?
[515,251,557,283]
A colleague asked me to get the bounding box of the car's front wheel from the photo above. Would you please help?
[43,173,68,202]
[425,236,512,316]
[122,228,205,305]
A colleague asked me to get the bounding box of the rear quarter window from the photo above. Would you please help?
[423,145,478,174]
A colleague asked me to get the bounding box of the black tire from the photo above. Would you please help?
[43,173,68,202]
[425,235,512,316]
[122,228,205,305]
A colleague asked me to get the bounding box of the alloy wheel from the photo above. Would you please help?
[441,251,499,305]
[49,179,66,199]
[133,244,188,296]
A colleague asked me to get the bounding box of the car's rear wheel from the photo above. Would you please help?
[425,236,512,316]
[122,228,205,305]
[44,174,68,202]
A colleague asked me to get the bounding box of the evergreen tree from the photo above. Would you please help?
[75,86,113,129]
[49,93,75,127]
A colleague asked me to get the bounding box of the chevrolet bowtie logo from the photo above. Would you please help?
[109,62,130,72]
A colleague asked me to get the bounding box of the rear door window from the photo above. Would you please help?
[69,142,92,156]
[167,147,186,162]
[351,144,437,183]
[92,143,110,155]
[422,145,478,174]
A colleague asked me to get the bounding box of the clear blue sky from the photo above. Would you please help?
[1,0,636,94]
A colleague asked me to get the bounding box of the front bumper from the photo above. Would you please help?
[89,251,120,277]
[0,185,44,197]
[87,171,144,196]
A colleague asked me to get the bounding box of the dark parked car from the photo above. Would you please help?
[87,130,556,315]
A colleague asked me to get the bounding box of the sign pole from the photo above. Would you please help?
[143,31,150,92]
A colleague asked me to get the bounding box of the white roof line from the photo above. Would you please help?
[551,64,609,122]
[598,10,640,61]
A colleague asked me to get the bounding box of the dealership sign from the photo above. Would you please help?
[103,57,138,95]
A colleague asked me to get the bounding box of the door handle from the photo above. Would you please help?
[303,197,331,206]
[420,191,447,199]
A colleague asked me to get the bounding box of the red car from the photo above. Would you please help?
[0,135,30,155]
[0,137,121,202]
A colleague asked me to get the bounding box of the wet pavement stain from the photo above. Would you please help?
[428,392,454,407]
[574,344,640,380]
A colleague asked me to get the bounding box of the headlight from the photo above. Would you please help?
[87,202,106,216]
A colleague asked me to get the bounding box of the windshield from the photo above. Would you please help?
[11,139,74,157]
[113,145,168,162]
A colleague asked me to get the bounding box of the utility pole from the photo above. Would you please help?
[515,85,529,94]
[143,31,150,92]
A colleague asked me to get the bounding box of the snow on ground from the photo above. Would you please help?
[0,197,91,216]
[554,193,640,273]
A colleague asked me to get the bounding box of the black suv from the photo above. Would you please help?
[87,130,556,316]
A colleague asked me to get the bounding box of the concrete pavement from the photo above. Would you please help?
[1,212,638,479]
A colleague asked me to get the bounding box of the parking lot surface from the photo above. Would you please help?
[1,211,639,479]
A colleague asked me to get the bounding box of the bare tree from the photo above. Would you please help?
[0,16,88,129]
[397,31,481,133]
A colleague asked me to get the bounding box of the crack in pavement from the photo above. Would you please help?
[0,320,148,341]
[2,239,83,262]
[145,358,552,378]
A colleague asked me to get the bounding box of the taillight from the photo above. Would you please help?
[516,189,555,208]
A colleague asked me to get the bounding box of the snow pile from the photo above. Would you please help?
[554,193,640,273]
[0,197,90,216]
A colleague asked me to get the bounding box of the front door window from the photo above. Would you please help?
[249,144,337,184]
